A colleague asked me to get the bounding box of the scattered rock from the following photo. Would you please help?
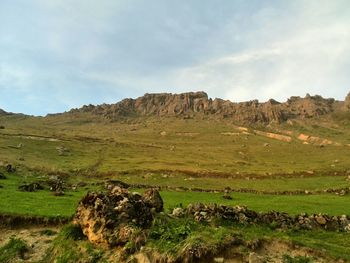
[315,215,327,225]
[18,183,44,192]
[105,180,129,190]
[53,190,65,196]
[214,257,224,263]
[172,207,185,218]
[77,181,88,187]
[48,178,65,192]
[223,193,233,200]
[56,146,69,156]
[142,189,164,212]
[248,252,265,263]
[160,131,167,136]
[6,164,16,173]
[0,172,6,179]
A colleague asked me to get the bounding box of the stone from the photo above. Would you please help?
[214,257,224,263]
[248,252,264,263]
[315,215,327,225]
[172,207,184,217]
[6,164,15,173]
[18,182,44,192]
[74,187,163,246]
[142,189,163,212]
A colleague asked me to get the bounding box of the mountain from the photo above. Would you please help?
[0,109,9,116]
[66,91,347,124]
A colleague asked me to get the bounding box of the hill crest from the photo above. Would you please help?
[66,91,349,124]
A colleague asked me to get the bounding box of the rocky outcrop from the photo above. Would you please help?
[344,92,350,110]
[73,187,163,247]
[254,130,292,142]
[68,92,344,124]
[0,109,8,115]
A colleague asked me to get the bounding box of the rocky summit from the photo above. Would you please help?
[0,109,8,116]
[67,91,348,124]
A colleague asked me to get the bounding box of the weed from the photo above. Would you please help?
[283,254,313,263]
[0,237,28,263]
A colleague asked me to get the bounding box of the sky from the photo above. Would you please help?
[0,0,350,116]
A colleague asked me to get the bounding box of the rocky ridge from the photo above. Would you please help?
[0,109,8,116]
[67,91,346,124]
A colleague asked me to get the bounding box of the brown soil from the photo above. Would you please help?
[0,226,60,262]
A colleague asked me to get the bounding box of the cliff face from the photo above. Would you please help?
[68,91,345,124]
[344,92,350,110]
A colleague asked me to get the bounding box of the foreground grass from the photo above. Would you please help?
[161,191,350,215]
[0,237,28,263]
[40,216,350,262]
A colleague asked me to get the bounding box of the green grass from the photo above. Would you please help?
[146,215,350,261]
[0,171,94,218]
[0,237,28,263]
[1,170,349,217]
[117,172,350,192]
[160,191,350,215]
[1,114,350,175]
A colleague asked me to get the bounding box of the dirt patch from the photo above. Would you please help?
[254,130,292,142]
[0,226,59,262]
[218,239,335,263]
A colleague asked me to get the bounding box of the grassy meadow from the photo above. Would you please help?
[1,113,350,261]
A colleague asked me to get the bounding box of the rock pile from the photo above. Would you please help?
[181,203,350,232]
[74,187,163,246]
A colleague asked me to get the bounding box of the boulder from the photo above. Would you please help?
[172,207,185,217]
[142,188,164,212]
[18,182,44,192]
[0,172,6,179]
[74,187,163,246]
[6,164,15,173]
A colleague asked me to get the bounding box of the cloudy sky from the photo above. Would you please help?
[0,0,349,115]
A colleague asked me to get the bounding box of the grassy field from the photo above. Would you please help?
[1,114,350,175]
[1,170,350,218]
[1,113,350,261]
